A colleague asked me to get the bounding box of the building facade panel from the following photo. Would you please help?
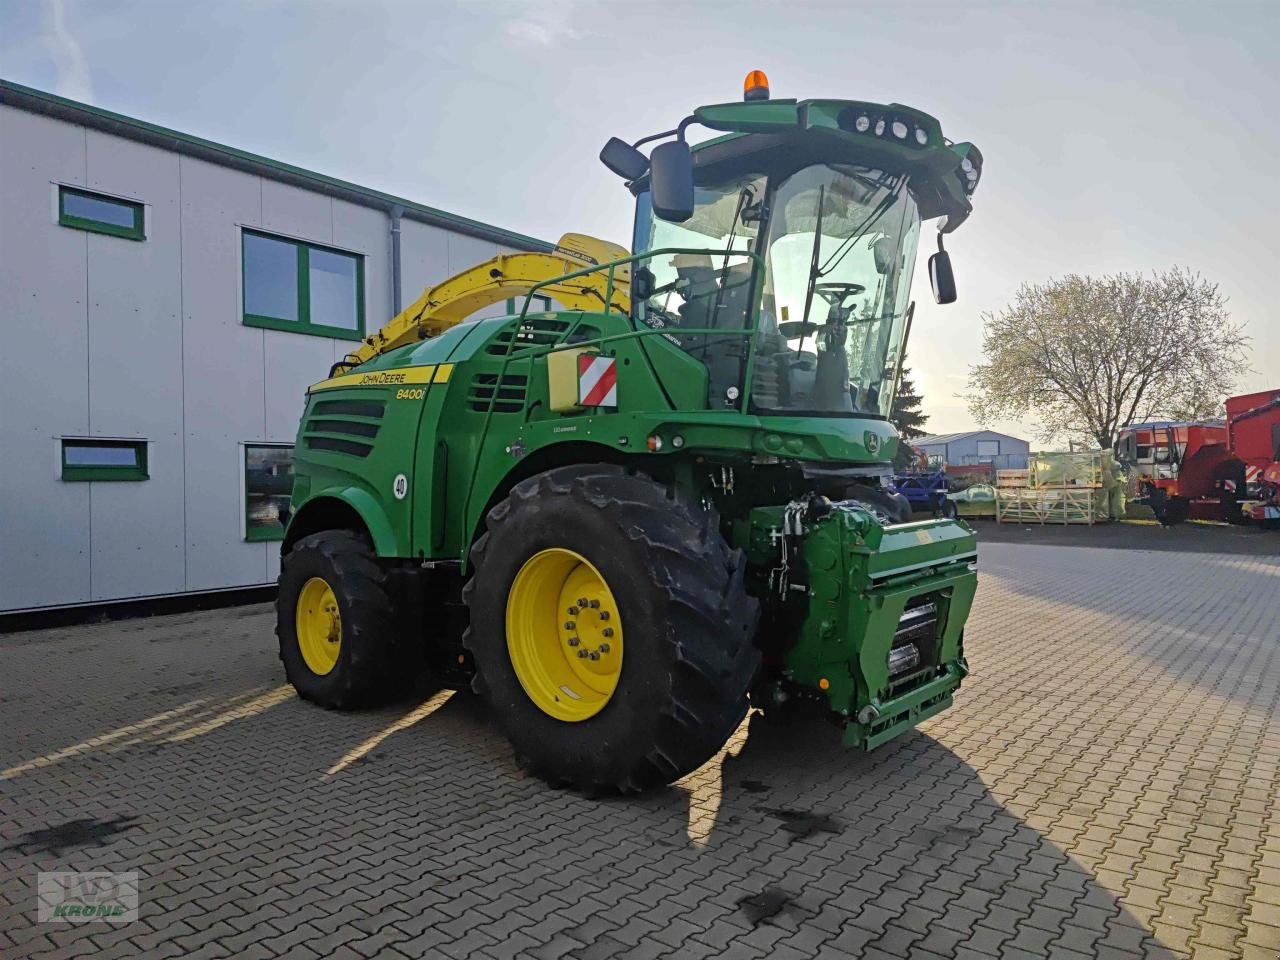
[398,219,450,308]
[0,84,548,613]
[0,105,93,609]
[178,156,271,594]
[83,130,187,601]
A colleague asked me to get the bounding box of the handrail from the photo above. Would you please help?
[459,247,764,555]
[508,245,764,415]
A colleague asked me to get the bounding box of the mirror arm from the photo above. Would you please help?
[632,116,699,150]
[632,128,679,149]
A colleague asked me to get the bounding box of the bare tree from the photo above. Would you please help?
[967,268,1249,451]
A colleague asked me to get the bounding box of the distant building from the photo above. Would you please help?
[915,430,1030,470]
[0,79,551,615]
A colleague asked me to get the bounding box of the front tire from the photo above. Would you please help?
[276,530,407,709]
[463,466,760,793]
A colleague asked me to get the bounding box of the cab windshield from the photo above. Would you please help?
[757,164,919,417]
[631,162,920,417]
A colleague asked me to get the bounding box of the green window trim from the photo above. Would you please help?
[58,186,146,241]
[61,439,149,482]
[244,525,284,543]
[241,229,365,342]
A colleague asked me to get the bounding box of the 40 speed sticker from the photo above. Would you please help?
[392,474,409,500]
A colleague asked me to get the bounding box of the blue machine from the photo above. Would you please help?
[894,470,957,518]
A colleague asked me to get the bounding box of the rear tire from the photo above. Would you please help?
[276,530,408,709]
[464,466,760,793]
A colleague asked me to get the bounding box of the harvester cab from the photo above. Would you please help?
[276,73,984,793]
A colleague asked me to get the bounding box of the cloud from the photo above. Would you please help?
[44,0,94,103]
[503,4,587,48]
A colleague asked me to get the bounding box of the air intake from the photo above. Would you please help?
[467,374,528,413]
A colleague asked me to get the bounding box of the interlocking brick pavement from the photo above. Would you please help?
[1,536,1277,958]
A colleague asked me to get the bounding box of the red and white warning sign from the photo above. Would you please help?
[578,354,617,407]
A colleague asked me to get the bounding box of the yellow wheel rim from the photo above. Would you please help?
[506,548,624,722]
[296,576,342,676]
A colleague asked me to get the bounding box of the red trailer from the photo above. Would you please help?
[1117,390,1280,525]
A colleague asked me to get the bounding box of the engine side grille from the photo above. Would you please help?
[312,398,385,418]
[486,317,572,356]
[302,397,385,458]
[306,418,380,439]
[305,436,373,458]
[467,373,528,413]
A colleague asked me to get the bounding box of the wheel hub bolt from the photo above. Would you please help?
[598,611,610,621]
[567,637,580,647]
[588,651,600,661]
[601,627,614,638]
[567,606,579,615]
[564,621,576,630]
[587,599,600,609]
[598,643,610,654]
[577,597,589,607]
[577,649,589,659]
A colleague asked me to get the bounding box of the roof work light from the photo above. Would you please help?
[743,70,770,101]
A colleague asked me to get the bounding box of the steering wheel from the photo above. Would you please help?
[813,282,866,308]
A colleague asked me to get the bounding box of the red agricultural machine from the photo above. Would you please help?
[1117,389,1280,526]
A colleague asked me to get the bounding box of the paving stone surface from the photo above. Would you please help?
[1,539,1278,958]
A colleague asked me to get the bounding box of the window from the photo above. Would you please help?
[245,444,295,541]
[242,230,364,341]
[58,186,145,241]
[975,440,1001,460]
[61,439,148,481]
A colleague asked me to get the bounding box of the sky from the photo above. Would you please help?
[2,0,1277,440]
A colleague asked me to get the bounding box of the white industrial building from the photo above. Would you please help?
[0,79,551,615]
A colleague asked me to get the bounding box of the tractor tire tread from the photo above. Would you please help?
[463,465,759,793]
[277,530,408,710]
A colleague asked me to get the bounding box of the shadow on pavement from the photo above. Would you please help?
[659,710,1179,957]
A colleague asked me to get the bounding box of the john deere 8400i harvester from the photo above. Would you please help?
[277,73,983,792]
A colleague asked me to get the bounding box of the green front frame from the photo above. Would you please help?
[242,230,365,342]
[58,186,145,241]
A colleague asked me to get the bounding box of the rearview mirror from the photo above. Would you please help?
[632,267,655,301]
[649,140,695,223]
[599,137,649,181]
[928,250,957,304]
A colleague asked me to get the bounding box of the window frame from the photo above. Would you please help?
[58,186,146,241]
[241,229,365,342]
[243,442,295,543]
[61,439,149,482]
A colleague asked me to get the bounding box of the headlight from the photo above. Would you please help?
[961,158,974,174]
[855,114,870,132]
[915,127,928,145]
[874,119,885,136]
[892,120,908,139]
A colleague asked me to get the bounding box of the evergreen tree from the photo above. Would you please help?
[891,359,929,471]
[891,360,929,439]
